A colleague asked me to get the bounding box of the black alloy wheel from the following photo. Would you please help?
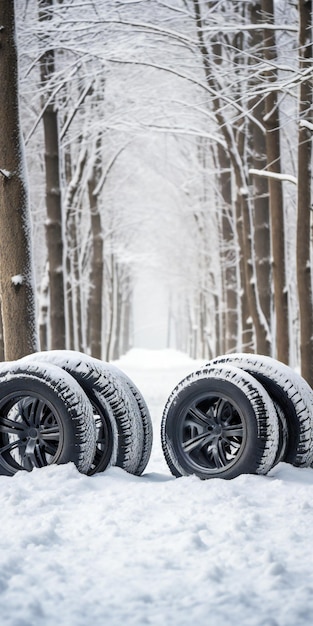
[179,393,246,473]
[0,362,96,476]
[0,393,65,473]
[161,366,279,480]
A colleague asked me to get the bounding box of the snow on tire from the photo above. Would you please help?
[0,361,96,476]
[204,354,313,467]
[106,363,153,475]
[19,351,146,475]
[161,365,279,480]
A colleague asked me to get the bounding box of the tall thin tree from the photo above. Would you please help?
[0,0,39,359]
[297,0,313,385]
[261,0,289,363]
[38,0,66,349]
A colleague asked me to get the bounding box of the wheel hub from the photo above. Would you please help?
[212,423,223,436]
[27,427,39,440]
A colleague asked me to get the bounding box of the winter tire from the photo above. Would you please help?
[107,363,153,475]
[20,351,149,475]
[204,354,313,467]
[161,365,279,480]
[0,361,96,476]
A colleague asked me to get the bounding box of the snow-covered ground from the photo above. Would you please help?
[1,349,313,626]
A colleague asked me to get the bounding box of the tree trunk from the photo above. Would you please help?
[217,145,238,353]
[235,196,254,352]
[250,104,272,345]
[0,298,5,361]
[39,0,66,349]
[193,0,269,354]
[249,2,272,354]
[0,1,39,360]
[261,0,289,363]
[39,265,49,351]
[106,253,118,361]
[64,145,87,351]
[297,0,313,385]
[87,174,103,359]
[121,285,132,355]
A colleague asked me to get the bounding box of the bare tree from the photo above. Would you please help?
[0,0,39,360]
[0,303,4,360]
[261,0,289,363]
[38,0,66,349]
[87,148,104,359]
[192,0,270,354]
[249,1,272,351]
[297,0,313,385]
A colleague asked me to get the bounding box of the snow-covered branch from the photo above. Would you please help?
[249,169,297,185]
[300,120,313,132]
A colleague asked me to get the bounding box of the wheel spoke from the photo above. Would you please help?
[0,414,26,435]
[23,438,48,469]
[188,406,216,428]
[210,441,225,468]
[183,431,215,453]
[216,399,234,425]
[34,443,47,468]
[40,425,60,441]
[22,439,37,470]
[222,424,244,438]
[42,442,58,457]
[216,439,228,466]
[29,399,45,428]
[0,438,25,454]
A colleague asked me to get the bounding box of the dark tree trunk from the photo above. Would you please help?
[217,145,238,353]
[235,196,254,352]
[297,0,313,385]
[249,2,272,354]
[0,0,39,359]
[105,253,117,361]
[87,174,103,359]
[261,0,289,363]
[39,0,66,349]
[64,146,87,351]
[0,300,4,361]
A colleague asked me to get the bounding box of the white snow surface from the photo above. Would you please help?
[1,348,313,626]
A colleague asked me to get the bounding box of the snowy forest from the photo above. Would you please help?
[0,0,312,385]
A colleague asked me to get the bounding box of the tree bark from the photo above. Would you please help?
[297,0,313,385]
[0,300,4,361]
[249,2,272,354]
[64,145,87,351]
[217,145,238,353]
[250,103,272,343]
[39,0,66,349]
[261,0,289,363]
[105,253,118,361]
[0,1,39,359]
[87,174,103,359]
